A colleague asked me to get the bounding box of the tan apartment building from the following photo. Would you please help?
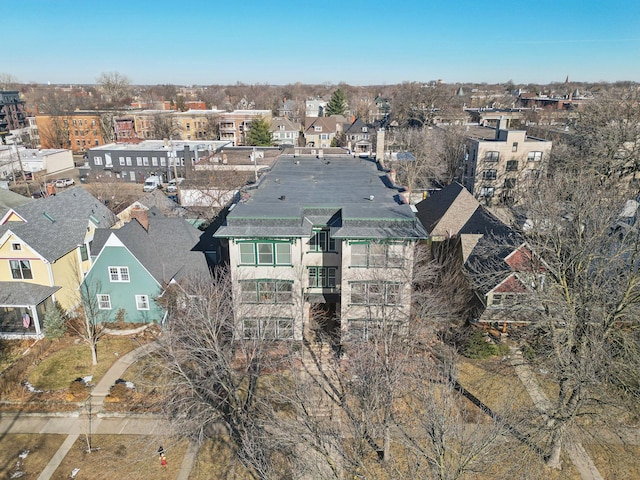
[218,110,272,146]
[458,120,552,205]
[36,111,113,153]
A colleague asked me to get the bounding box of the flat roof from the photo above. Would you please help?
[89,140,230,152]
[216,154,427,240]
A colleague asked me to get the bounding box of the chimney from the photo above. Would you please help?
[376,129,386,167]
[130,207,149,231]
[495,116,508,140]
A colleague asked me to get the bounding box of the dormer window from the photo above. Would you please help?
[362,126,368,133]
[314,126,322,132]
[279,125,285,130]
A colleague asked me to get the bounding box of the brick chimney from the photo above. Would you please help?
[130,207,149,231]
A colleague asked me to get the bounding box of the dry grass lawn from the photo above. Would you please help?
[27,336,140,391]
[52,434,187,480]
[189,438,253,480]
[0,434,66,480]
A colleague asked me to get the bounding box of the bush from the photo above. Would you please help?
[67,378,89,401]
[462,330,508,359]
[107,380,133,402]
[43,302,67,340]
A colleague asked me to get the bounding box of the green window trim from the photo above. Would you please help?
[349,241,405,268]
[309,228,337,253]
[308,266,337,288]
[236,240,293,266]
[349,281,401,306]
[243,317,294,340]
[239,279,294,304]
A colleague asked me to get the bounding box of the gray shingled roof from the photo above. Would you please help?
[93,213,209,284]
[0,282,60,306]
[215,155,427,240]
[0,187,116,262]
[0,188,32,217]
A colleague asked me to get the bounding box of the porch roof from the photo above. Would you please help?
[0,282,60,307]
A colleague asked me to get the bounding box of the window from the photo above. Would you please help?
[528,151,543,162]
[351,242,403,268]
[480,186,495,197]
[97,294,111,310]
[309,229,336,252]
[11,243,21,251]
[79,244,89,261]
[135,295,150,310]
[482,169,497,180]
[136,157,142,166]
[320,134,328,140]
[119,156,125,166]
[504,178,517,189]
[506,160,519,171]
[237,241,292,266]
[314,126,322,132]
[350,282,401,305]
[349,319,401,341]
[143,157,149,166]
[526,169,541,180]
[243,317,294,340]
[94,156,102,165]
[126,156,132,166]
[484,151,500,162]
[239,280,293,304]
[512,142,518,152]
[10,260,32,279]
[108,266,130,282]
[152,157,158,166]
[160,157,166,166]
[492,293,518,306]
[308,267,337,288]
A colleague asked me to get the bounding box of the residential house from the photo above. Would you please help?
[0,187,116,337]
[214,152,427,343]
[343,118,373,155]
[415,182,533,328]
[217,110,272,146]
[83,207,210,323]
[270,117,301,147]
[457,120,552,205]
[305,98,327,118]
[303,117,339,148]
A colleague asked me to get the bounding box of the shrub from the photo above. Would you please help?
[107,380,132,402]
[462,330,507,359]
[67,378,89,401]
[43,302,67,340]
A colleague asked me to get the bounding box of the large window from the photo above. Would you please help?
[308,267,337,288]
[10,260,32,280]
[349,319,400,341]
[135,294,150,310]
[240,280,293,304]
[484,151,500,162]
[480,186,495,197]
[350,282,401,305]
[527,151,543,162]
[482,169,497,180]
[109,266,130,282]
[97,294,111,310]
[243,317,294,340]
[309,229,336,252]
[504,178,517,189]
[350,242,404,268]
[506,160,519,171]
[237,241,291,266]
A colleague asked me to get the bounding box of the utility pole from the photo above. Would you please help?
[12,144,30,197]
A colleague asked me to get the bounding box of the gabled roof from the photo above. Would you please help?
[414,183,478,236]
[115,190,186,227]
[0,187,116,262]
[304,116,338,134]
[343,118,369,135]
[0,188,32,217]
[270,117,300,132]
[0,281,60,306]
[92,212,209,284]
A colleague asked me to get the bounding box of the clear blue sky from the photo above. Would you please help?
[8,0,640,85]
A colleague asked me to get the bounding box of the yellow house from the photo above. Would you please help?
[0,187,116,337]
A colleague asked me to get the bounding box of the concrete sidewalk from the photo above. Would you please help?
[0,340,198,480]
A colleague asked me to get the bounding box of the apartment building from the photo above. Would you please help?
[214,152,427,343]
[218,110,272,146]
[458,120,552,205]
[0,91,28,137]
[36,111,112,153]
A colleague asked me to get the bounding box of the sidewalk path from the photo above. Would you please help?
[509,347,604,480]
[0,339,197,480]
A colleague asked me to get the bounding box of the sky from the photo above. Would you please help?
[7,0,640,85]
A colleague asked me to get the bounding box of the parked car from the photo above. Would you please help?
[166,177,184,193]
[55,178,75,187]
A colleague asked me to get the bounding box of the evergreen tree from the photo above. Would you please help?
[325,88,347,116]
[245,116,273,146]
[43,302,67,340]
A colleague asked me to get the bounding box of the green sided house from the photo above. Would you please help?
[82,206,210,324]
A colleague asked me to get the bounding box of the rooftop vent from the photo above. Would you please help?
[369,195,375,201]
[279,195,286,201]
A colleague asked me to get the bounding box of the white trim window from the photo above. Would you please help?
[109,266,130,282]
[97,294,112,310]
[135,294,150,310]
[10,260,33,279]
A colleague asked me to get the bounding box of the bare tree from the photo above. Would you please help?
[491,171,640,469]
[149,113,180,140]
[69,281,109,365]
[96,71,132,107]
[0,73,19,90]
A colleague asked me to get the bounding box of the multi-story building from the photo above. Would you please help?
[303,116,340,148]
[218,110,272,146]
[458,120,552,205]
[214,152,427,343]
[36,111,115,153]
[86,140,228,183]
[0,91,28,138]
